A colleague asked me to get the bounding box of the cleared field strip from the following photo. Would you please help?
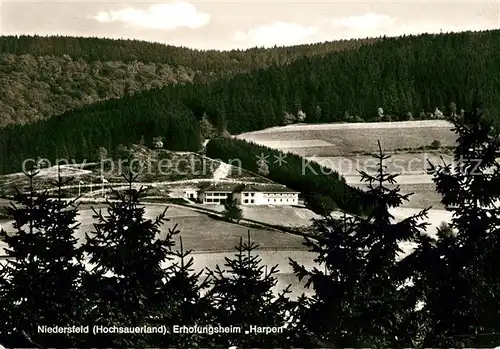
[242,120,455,133]
[188,203,319,228]
[237,122,457,190]
[237,121,457,155]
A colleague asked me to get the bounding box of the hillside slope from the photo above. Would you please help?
[0,54,197,126]
[1,30,500,174]
[0,35,379,127]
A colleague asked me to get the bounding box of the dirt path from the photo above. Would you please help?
[212,162,232,180]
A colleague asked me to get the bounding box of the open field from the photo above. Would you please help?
[0,204,307,253]
[237,120,457,156]
[311,153,453,208]
[190,204,319,227]
[0,201,452,252]
[0,204,313,298]
[394,183,443,208]
[0,204,451,299]
[0,202,452,299]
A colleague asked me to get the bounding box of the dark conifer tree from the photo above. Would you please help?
[409,98,500,347]
[353,142,429,347]
[222,194,243,222]
[0,167,87,348]
[291,145,429,347]
[206,231,293,348]
[289,195,361,347]
[153,235,214,348]
[199,112,216,139]
[81,173,174,347]
[81,172,210,347]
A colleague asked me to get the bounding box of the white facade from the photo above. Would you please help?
[238,191,299,205]
[198,183,299,205]
[199,191,232,204]
[201,190,298,205]
[183,188,198,200]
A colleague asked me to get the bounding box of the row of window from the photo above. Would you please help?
[206,192,297,198]
[206,192,231,197]
[204,198,297,204]
[241,198,297,204]
[263,193,296,197]
[267,198,295,203]
[205,198,226,203]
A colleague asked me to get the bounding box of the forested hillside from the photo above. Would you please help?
[0,35,378,126]
[1,30,500,174]
[172,29,500,131]
[0,54,198,126]
[0,97,201,174]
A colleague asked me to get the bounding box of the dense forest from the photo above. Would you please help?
[2,102,500,347]
[206,137,369,215]
[0,54,198,127]
[0,96,202,174]
[0,35,379,126]
[1,30,500,174]
[170,29,500,130]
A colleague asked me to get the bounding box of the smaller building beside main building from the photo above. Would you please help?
[195,183,299,206]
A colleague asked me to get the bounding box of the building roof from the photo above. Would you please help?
[240,184,299,193]
[201,183,240,192]
[201,183,298,193]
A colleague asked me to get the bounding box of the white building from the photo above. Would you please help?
[198,183,238,204]
[198,183,299,206]
[182,188,198,201]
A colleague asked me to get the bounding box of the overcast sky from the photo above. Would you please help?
[1,0,499,50]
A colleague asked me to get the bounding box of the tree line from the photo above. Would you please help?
[1,101,500,347]
[0,34,380,73]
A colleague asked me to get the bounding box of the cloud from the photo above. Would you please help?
[92,2,210,30]
[328,12,498,39]
[388,22,497,36]
[232,22,318,48]
[330,13,395,31]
